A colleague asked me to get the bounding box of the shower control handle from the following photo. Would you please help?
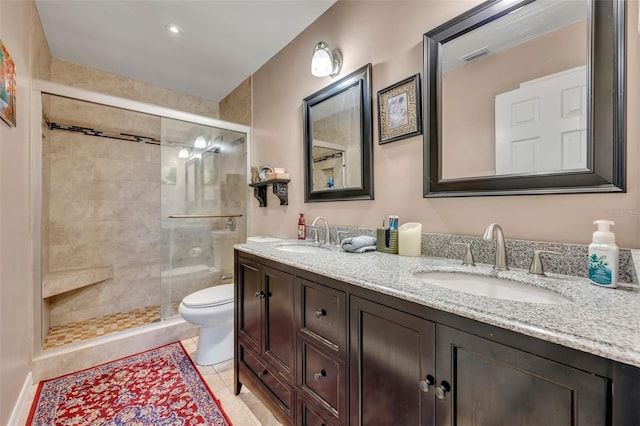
[255,291,265,299]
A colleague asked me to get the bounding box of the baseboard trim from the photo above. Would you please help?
[8,371,33,425]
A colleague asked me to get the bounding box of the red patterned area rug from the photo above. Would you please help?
[27,342,231,425]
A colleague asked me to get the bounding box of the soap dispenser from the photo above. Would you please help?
[588,220,618,288]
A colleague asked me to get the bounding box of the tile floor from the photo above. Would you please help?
[43,305,162,349]
[17,336,282,425]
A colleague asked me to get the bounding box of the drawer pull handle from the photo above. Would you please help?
[314,370,327,381]
[255,291,265,299]
[435,381,450,400]
[419,374,435,393]
[314,309,327,319]
[257,369,267,378]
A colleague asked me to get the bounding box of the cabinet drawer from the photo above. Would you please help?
[299,339,346,419]
[297,397,339,426]
[297,278,346,356]
[239,345,295,419]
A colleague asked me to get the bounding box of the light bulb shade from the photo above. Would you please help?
[194,135,208,149]
[178,148,190,158]
[311,42,342,77]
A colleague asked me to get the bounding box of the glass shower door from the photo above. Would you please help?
[160,117,247,319]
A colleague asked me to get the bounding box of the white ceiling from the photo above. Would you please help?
[35,0,336,101]
[442,0,587,73]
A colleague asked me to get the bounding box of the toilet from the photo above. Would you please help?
[179,237,282,365]
[178,283,234,365]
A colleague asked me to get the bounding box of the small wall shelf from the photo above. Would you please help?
[249,179,290,207]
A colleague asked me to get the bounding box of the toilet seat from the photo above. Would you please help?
[182,284,234,308]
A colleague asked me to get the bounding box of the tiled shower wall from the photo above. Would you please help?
[39,56,245,328]
[50,58,220,118]
[44,95,162,326]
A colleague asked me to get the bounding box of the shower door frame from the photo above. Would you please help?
[30,79,251,357]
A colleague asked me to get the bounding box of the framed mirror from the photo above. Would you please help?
[303,64,373,202]
[423,0,625,197]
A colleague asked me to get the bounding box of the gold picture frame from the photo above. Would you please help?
[377,74,422,144]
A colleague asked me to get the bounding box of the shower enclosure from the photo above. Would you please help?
[160,117,247,318]
[34,81,248,351]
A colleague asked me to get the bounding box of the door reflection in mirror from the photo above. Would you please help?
[440,0,587,180]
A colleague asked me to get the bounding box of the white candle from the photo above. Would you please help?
[398,223,422,257]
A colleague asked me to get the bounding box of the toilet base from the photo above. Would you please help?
[195,326,234,365]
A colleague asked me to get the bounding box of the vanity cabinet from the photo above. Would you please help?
[296,278,348,425]
[234,250,640,426]
[349,296,435,426]
[235,256,296,422]
[435,325,608,425]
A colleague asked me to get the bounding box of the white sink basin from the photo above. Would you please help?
[275,244,329,254]
[413,271,571,304]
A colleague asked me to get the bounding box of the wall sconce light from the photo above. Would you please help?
[311,41,342,77]
[178,147,190,158]
[193,135,208,149]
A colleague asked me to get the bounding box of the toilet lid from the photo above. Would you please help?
[182,284,234,308]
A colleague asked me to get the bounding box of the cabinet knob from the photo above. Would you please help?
[314,309,327,319]
[314,370,327,381]
[257,369,267,378]
[254,291,265,299]
[419,374,435,393]
[435,381,451,400]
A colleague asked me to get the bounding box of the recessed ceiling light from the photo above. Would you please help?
[165,23,183,34]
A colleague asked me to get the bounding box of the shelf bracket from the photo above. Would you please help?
[249,179,290,207]
[272,183,289,205]
[252,185,268,207]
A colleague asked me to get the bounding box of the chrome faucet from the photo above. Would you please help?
[482,223,508,271]
[310,216,331,245]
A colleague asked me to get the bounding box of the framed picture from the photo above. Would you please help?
[377,74,422,144]
[0,39,17,127]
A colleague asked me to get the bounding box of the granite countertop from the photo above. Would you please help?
[236,240,640,368]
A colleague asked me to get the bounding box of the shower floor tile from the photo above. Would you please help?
[44,305,162,349]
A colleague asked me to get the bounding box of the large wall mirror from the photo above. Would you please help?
[423,0,625,197]
[303,64,373,202]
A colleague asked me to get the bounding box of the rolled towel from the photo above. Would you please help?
[341,235,377,252]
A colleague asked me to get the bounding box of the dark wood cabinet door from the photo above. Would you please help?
[237,257,262,352]
[350,296,436,426]
[436,325,609,426]
[263,266,295,381]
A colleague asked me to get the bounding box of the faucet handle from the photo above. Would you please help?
[336,231,348,245]
[529,250,562,276]
[452,242,475,266]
